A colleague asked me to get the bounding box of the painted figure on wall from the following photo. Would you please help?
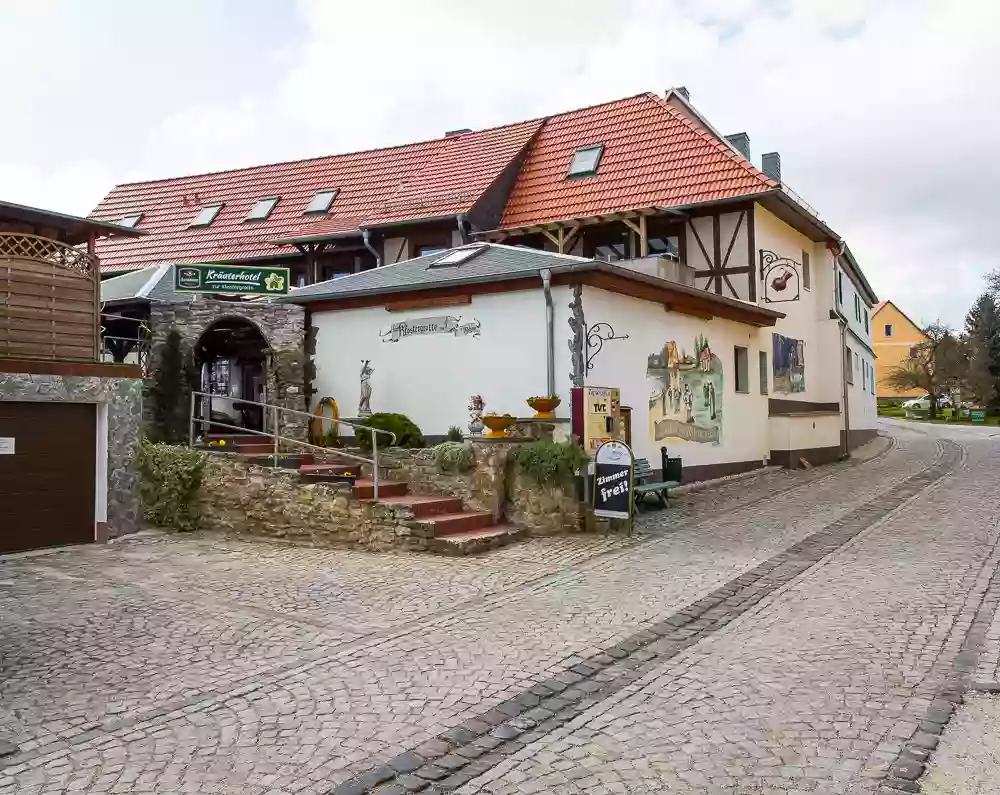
[647,334,723,444]
[772,333,805,393]
[358,359,373,417]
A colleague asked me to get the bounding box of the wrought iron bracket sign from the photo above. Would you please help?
[586,322,629,372]
[380,315,481,343]
[759,250,801,304]
[174,263,290,295]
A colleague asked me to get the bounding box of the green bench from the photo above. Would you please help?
[633,456,681,512]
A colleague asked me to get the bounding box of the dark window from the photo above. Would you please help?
[188,204,223,228]
[735,346,749,393]
[845,346,854,385]
[862,361,867,390]
[304,189,338,214]
[837,271,844,304]
[759,351,768,395]
[648,236,680,260]
[864,309,869,333]
[246,197,279,221]
[802,250,810,289]
[118,213,142,227]
[595,242,626,261]
[567,144,604,178]
[884,323,893,337]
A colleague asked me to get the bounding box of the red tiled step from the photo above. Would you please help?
[352,479,409,499]
[232,443,277,454]
[238,453,314,468]
[418,511,494,537]
[429,525,526,555]
[376,495,464,518]
[205,434,264,446]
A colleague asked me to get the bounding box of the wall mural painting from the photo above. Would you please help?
[647,335,723,444]
[772,333,806,393]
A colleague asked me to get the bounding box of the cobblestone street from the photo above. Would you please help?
[2,421,998,794]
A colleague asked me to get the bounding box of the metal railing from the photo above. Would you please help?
[188,391,396,499]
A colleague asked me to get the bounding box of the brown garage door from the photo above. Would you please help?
[0,402,96,553]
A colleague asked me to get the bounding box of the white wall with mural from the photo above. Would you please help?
[580,286,770,471]
[309,287,575,437]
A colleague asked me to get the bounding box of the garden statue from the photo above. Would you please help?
[468,394,484,436]
[358,360,373,417]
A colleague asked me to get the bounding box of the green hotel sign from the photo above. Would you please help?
[174,264,290,295]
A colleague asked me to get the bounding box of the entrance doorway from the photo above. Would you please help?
[194,316,270,432]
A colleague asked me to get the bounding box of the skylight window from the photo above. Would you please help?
[567,144,604,178]
[304,189,339,214]
[429,244,488,268]
[118,213,142,227]
[246,197,279,221]
[188,203,223,227]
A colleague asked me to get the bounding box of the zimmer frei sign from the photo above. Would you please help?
[174,264,290,296]
[592,439,635,520]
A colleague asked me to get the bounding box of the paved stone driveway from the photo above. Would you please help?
[1,422,995,794]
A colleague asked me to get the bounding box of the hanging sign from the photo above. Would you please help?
[174,264,290,295]
[380,315,481,343]
[593,439,635,519]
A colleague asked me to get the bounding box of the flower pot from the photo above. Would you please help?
[482,414,516,438]
[526,396,561,419]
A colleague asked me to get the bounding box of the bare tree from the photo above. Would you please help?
[886,322,963,418]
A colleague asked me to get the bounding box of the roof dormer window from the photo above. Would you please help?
[567,144,604,178]
[304,189,339,214]
[118,213,142,228]
[246,196,279,221]
[188,203,223,228]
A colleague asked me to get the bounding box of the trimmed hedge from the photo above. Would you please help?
[355,413,425,452]
[137,440,205,531]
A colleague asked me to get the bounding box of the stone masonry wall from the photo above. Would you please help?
[198,455,435,552]
[377,440,584,535]
[0,372,142,538]
[148,299,308,441]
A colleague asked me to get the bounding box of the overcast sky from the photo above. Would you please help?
[3,0,997,327]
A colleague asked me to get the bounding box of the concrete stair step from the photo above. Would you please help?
[352,479,409,499]
[429,525,526,555]
[233,443,278,454]
[299,463,360,477]
[418,511,494,536]
[238,453,314,469]
[299,472,357,485]
[205,434,263,446]
[376,495,464,518]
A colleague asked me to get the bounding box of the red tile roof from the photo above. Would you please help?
[89,91,778,274]
[500,92,776,229]
[89,120,541,273]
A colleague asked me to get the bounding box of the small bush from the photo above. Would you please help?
[434,441,474,473]
[446,425,465,442]
[137,440,205,531]
[513,440,588,486]
[355,413,425,452]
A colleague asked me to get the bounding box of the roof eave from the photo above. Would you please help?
[0,199,148,245]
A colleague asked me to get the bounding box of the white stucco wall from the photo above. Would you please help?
[846,331,878,433]
[310,287,574,437]
[769,413,842,454]
[581,286,770,471]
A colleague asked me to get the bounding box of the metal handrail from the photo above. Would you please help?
[188,390,393,499]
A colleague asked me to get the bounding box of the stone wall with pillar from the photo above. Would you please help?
[147,298,307,440]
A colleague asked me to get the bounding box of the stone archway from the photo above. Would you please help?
[194,315,271,432]
[146,298,308,440]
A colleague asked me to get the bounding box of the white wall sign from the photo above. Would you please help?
[380,315,481,343]
[0,437,14,455]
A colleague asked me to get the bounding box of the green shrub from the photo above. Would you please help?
[137,440,205,531]
[434,441,474,473]
[446,425,465,442]
[355,413,425,452]
[513,440,588,486]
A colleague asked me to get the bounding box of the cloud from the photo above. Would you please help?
[1,0,996,327]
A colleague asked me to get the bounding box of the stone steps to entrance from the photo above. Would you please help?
[416,510,495,536]
[375,494,465,518]
[352,479,409,500]
[428,525,526,555]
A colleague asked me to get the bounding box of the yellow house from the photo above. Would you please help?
[872,301,928,398]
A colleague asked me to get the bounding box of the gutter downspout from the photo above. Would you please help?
[833,239,850,458]
[361,228,382,268]
[541,269,556,397]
